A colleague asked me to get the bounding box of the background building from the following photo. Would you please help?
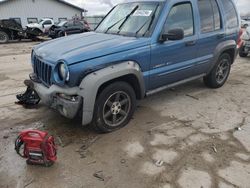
[0,0,87,27]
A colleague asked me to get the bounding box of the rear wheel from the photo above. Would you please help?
[92,81,136,133]
[204,53,231,88]
[0,31,9,43]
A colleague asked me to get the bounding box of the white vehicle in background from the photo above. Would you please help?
[239,27,250,57]
[241,19,250,28]
[26,18,54,34]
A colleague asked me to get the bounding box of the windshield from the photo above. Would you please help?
[95,2,163,37]
[57,21,67,26]
[38,19,44,24]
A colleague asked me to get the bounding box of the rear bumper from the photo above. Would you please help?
[25,79,82,119]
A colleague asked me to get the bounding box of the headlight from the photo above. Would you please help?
[58,62,69,81]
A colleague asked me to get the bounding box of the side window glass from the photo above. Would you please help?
[67,21,74,27]
[221,0,238,29]
[198,0,214,33]
[77,22,83,27]
[74,21,82,26]
[211,0,221,31]
[43,20,52,25]
[164,3,194,37]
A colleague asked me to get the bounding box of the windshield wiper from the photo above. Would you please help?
[117,5,139,34]
[140,4,160,37]
[134,19,150,37]
[105,17,125,34]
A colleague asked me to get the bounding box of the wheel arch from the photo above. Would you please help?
[221,48,236,64]
[78,61,145,125]
[207,40,237,74]
[96,74,144,101]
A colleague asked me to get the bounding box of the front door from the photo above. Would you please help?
[149,1,198,90]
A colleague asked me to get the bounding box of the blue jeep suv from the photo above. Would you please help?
[26,0,241,132]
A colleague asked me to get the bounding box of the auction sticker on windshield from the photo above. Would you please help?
[133,10,152,17]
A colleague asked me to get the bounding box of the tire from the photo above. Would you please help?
[92,81,136,133]
[239,46,248,57]
[203,53,231,88]
[243,24,248,28]
[57,31,65,38]
[0,31,9,43]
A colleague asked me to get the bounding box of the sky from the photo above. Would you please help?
[65,0,250,16]
[0,0,248,16]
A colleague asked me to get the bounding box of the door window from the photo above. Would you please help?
[198,0,222,33]
[211,0,221,30]
[66,21,74,27]
[74,21,83,26]
[163,3,194,37]
[43,20,52,25]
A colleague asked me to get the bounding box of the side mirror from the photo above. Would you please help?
[159,28,184,42]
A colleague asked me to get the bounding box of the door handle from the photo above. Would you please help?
[217,33,225,39]
[185,40,196,46]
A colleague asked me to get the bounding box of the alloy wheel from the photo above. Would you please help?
[215,59,230,84]
[103,91,131,127]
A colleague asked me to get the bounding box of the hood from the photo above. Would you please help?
[33,32,151,65]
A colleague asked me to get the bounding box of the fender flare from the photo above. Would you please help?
[78,61,145,125]
[208,40,237,73]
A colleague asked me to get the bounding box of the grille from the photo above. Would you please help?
[33,55,52,86]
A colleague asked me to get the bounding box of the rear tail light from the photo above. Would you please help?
[237,28,244,48]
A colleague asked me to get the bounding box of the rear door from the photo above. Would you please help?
[64,21,75,34]
[149,1,198,90]
[195,0,224,74]
[73,21,84,34]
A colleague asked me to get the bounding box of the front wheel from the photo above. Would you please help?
[92,81,136,133]
[203,53,231,88]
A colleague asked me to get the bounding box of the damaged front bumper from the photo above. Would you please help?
[25,75,83,119]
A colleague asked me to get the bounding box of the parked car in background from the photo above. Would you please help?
[0,19,44,43]
[239,27,250,57]
[241,19,250,28]
[48,20,90,39]
[26,18,54,34]
[27,0,241,133]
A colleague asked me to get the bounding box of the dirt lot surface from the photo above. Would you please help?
[0,42,250,188]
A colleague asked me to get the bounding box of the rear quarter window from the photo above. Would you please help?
[198,0,222,33]
[221,0,238,29]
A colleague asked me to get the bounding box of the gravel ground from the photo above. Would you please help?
[0,41,250,188]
